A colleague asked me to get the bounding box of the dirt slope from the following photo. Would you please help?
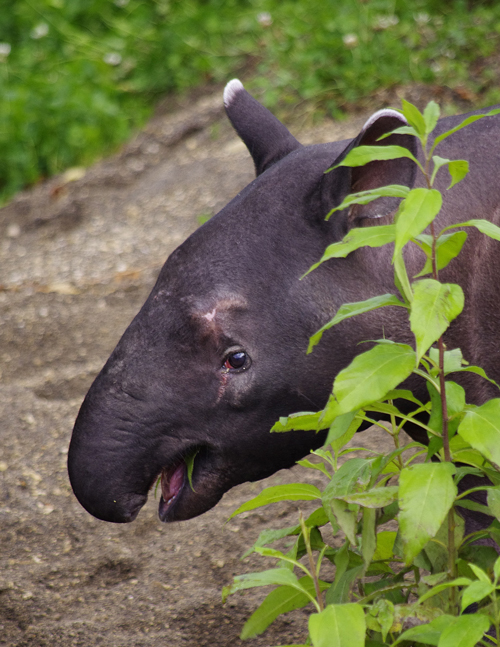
[0,88,390,646]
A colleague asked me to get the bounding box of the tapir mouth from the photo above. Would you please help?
[158,461,186,521]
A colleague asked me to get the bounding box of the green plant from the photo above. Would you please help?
[222,101,500,646]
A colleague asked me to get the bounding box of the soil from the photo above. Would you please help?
[0,87,402,646]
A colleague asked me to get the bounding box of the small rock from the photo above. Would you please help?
[6,223,21,238]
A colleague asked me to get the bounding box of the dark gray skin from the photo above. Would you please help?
[68,80,500,528]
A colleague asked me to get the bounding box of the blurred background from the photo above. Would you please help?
[1,0,500,207]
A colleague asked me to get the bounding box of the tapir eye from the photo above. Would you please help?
[223,351,250,371]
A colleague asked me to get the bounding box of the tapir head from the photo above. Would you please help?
[68,80,417,523]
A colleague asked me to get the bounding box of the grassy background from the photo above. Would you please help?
[1,0,500,205]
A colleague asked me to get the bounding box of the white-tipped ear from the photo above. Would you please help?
[362,109,407,132]
[223,79,245,108]
[321,108,417,225]
[223,78,301,176]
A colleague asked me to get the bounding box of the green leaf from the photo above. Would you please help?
[326,412,362,449]
[422,512,464,574]
[410,279,464,363]
[460,580,494,612]
[465,218,500,241]
[309,603,366,647]
[272,411,321,433]
[368,598,395,642]
[222,567,304,602]
[428,347,464,375]
[362,507,376,568]
[427,381,465,440]
[453,365,500,390]
[242,507,330,559]
[385,389,424,406]
[402,99,426,136]
[430,157,468,189]
[296,458,331,478]
[487,486,500,523]
[445,218,500,241]
[468,562,490,583]
[334,144,419,169]
[444,381,466,432]
[393,188,442,259]
[430,155,451,186]
[325,185,411,220]
[186,448,199,491]
[414,231,467,278]
[455,499,493,517]
[322,459,370,544]
[430,108,500,155]
[378,125,419,139]
[394,250,413,303]
[229,484,321,519]
[331,542,349,591]
[319,395,342,429]
[394,614,455,646]
[305,225,395,275]
[340,486,398,508]
[418,578,472,604]
[333,343,416,414]
[242,527,300,559]
[372,531,397,561]
[398,462,457,563]
[308,294,405,353]
[424,101,441,136]
[437,613,490,647]
[326,565,365,604]
[328,499,358,545]
[240,576,329,639]
[458,399,500,467]
[446,160,469,189]
[494,556,500,583]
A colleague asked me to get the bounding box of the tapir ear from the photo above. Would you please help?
[322,109,417,225]
[224,79,301,176]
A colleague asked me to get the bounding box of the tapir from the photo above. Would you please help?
[68,79,500,529]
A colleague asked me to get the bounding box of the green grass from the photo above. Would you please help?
[2,0,500,204]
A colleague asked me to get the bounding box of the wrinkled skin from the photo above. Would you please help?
[68,80,500,527]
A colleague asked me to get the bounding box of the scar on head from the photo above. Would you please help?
[202,308,217,322]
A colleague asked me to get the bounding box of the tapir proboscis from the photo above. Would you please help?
[68,79,500,532]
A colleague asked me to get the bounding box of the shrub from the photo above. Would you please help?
[223,101,500,647]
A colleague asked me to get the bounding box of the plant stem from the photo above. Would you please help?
[389,403,404,469]
[299,512,324,612]
[430,208,457,601]
[493,589,500,644]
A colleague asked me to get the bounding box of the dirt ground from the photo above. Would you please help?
[0,87,404,646]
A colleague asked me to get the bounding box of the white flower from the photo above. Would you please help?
[342,33,359,48]
[257,12,272,27]
[103,52,122,66]
[414,12,430,26]
[31,23,49,39]
[0,43,11,57]
[374,15,399,30]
